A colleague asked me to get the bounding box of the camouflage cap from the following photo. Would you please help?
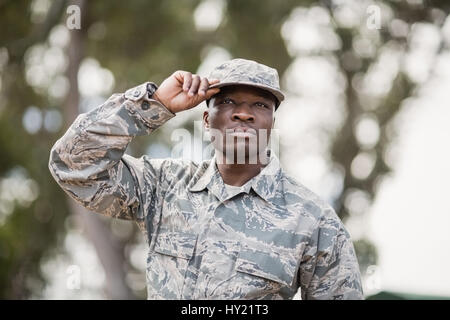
[208,58,285,108]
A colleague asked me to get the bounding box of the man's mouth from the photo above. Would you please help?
[227,126,257,137]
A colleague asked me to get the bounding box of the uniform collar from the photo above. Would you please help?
[188,151,283,202]
[188,155,226,201]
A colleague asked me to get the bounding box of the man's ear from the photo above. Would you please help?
[203,110,210,129]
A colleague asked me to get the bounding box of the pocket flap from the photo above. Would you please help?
[154,227,197,260]
[236,248,297,287]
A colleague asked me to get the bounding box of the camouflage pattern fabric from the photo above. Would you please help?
[208,58,285,107]
[48,82,364,300]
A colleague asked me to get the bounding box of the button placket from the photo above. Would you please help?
[192,198,248,299]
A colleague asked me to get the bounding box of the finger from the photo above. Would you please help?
[198,77,210,97]
[205,88,220,99]
[208,78,220,85]
[189,75,201,96]
[182,72,192,92]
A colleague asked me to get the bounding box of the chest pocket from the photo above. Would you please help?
[235,247,298,289]
[153,227,197,259]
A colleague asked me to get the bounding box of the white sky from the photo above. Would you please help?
[368,52,450,296]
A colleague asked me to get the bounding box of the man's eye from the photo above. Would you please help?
[223,98,234,104]
[255,102,268,108]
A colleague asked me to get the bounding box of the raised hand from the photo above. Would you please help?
[153,71,220,113]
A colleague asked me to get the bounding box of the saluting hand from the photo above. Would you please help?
[153,71,220,114]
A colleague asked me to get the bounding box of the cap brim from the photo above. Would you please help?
[208,81,285,104]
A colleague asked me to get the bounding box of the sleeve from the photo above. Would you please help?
[298,207,364,300]
[48,82,175,221]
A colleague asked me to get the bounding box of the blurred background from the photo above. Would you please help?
[1,0,450,299]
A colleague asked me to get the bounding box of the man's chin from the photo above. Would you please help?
[216,143,267,165]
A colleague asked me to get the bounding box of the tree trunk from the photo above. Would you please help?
[63,0,135,299]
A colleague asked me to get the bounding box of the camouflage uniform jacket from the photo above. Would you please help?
[49,82,364,300]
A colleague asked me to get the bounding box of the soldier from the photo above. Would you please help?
[49,58,364,300]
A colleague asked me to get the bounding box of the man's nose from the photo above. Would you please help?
[232,103,254,122]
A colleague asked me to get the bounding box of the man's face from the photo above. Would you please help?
[203,85,277,164]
